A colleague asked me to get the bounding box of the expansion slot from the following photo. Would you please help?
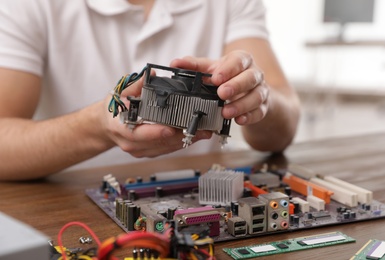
[310,177,358,207]
[323,176,373,204]
[283,173,333,203]
[223,231,355,259]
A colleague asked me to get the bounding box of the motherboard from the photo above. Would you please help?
[86,164,385,243]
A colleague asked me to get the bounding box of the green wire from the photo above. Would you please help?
[108,65,148,118]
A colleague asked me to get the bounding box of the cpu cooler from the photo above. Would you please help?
[116,63,231,147]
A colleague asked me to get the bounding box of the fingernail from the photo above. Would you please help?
[238,115,248,125]
[222,86,234,98]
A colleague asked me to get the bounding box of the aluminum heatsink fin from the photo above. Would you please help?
[199,169,244,206]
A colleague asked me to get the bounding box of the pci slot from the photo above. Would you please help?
[310,178,358,207]
[323,176,373,204]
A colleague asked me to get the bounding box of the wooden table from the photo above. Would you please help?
[1,133,385,259]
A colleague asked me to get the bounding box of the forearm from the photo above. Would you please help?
[242,87,300,152]
[0,101,114,180]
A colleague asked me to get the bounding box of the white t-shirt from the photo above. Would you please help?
[0,0,268,170]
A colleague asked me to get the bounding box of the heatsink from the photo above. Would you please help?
[122,63,232,147]
[198,168,244,206]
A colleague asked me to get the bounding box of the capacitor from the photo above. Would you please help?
[293,215,300,225]
[289,214,294,224]
[167,207,176,220]
[343,212,350,219]
[243,188,252,198]
[231,201,239,215]
[284,186,292,196]
[155,187,163,198]
[129,190,137,201]
[293,201,300,214]
[127,205,139,231]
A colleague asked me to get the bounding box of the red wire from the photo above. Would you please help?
[98,231,170,260]
[57,221,102,260]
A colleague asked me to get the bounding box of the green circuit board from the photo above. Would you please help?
[350,239,385,260]
[223,231,355,259]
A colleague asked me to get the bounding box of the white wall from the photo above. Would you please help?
[264,0,385,91]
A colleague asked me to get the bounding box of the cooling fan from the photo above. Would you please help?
[113,63,232,147]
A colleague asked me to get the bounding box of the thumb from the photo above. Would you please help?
[170,56,215,74]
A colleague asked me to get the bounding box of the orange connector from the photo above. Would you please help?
[289,203,295,215]
[244,181,268,197]
[283,174,333,204]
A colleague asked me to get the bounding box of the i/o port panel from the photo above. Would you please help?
[259,192,289,231]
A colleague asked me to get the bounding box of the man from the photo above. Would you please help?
[0,0,300,180]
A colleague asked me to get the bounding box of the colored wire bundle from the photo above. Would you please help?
[98,231,170,260]
[108,66,147,118]
[57,221,102,260]
[56,220,216,260]
[186,234,216,260]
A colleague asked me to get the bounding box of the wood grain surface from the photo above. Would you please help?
[1,132,385,259]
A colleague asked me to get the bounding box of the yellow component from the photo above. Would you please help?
[54,246,67,253]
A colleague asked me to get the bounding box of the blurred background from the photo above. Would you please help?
[230,0,385,150]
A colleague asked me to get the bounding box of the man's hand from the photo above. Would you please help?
[171,40,300,153]
[101,70,212,158]
[170,51,269,126]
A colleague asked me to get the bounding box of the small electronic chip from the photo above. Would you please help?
[351,239,385,260]
[237,249,251,255]
[276,243,289,249]
[223,232,355,260]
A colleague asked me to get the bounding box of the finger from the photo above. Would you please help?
[210,51,253,86]
[129,124,212,145]
[170,56,215,73]
[217,68,264,101]
[128,129,213,158]
[222,82,269,118]
[131,123,178,141]
[234,102,269,125]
